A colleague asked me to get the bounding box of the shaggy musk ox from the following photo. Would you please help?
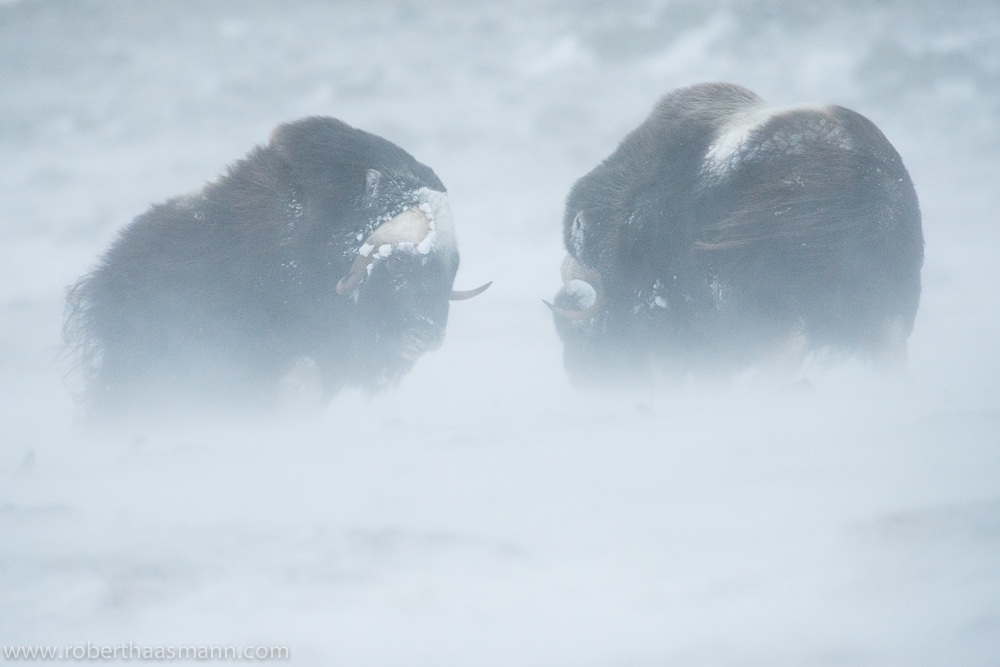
[548,83,923,385]
[65,117,489,416]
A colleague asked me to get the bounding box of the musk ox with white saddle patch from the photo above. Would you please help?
[548,83,923,385]
[65,117,489,416]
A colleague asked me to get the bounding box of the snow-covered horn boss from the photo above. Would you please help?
[544,254,604,320]
[335,198,491,300]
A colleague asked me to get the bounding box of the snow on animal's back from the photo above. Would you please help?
[702,102,855,182]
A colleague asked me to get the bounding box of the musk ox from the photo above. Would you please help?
[65,117,489,416]
[548,83,923,385]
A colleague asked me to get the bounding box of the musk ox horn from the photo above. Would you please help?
[450,282,492,300]
[544,254,605,320]
[336,207,433,296]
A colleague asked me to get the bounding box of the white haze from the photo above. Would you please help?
[1,0,999,664]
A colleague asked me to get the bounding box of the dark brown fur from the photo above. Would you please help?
[65,117,459,418]
[552,83,924,385]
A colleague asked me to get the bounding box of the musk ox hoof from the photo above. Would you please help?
[64,117,489,420]
[551,82,923,386]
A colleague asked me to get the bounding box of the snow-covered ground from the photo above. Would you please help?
[2,0,999,664]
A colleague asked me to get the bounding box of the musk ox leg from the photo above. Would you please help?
[276,356,325,413]
[871,315,909,374]
[755,327,812,383]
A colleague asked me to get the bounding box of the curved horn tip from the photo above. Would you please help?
[450,281,493,301]
[543,298,602,321]
[336,275,360,296]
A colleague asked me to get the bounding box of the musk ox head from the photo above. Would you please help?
[331,181,488,388]
[548,83,923,386]
[64,117,488,416]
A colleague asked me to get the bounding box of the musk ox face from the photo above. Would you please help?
[549,83,924,386]
[64,117,488,417]
[344,186,461,388]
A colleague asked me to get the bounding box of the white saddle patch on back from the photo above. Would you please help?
[701,103,844,181]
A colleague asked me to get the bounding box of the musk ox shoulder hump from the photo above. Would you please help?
[649,82,765,125]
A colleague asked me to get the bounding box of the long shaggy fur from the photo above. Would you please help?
[552,83,924,385]
[65,117,460,417]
